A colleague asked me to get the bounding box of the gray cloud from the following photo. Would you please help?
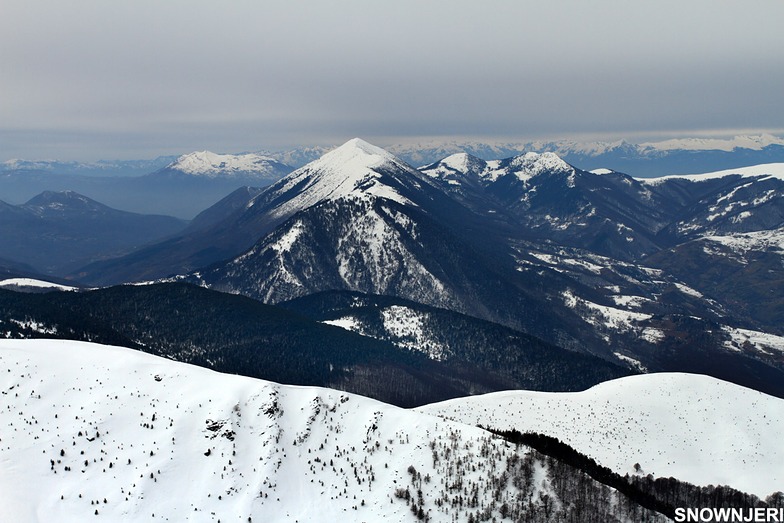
[2,0,783,159]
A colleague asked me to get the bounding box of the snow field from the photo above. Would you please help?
[2,339,656,522]
[420,373,784,498]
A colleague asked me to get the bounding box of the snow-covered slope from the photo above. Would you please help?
[163,151,291,180]
[0,339,667,522]
[419,373,784,498]
[0,278,77,291]
[641,163,784,184]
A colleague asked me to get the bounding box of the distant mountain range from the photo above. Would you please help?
[386,134,784,176]
[0,152,293,218]
[0,156,178,176]
[44,138,778,400]
[2,137,783,400]
[2,134,782,217]
[4,133,784,176]
[251,133,784,176]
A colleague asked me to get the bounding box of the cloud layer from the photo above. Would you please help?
[2,0,783,159]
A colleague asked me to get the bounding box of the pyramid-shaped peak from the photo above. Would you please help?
[319,138,396,165]
[420,152,488,183]
[256,138,419,220]
[341,137,391,156]
[306,138,405,176]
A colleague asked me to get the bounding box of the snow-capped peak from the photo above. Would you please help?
[511,152,573,176]
[439,152,486,173]
[485,151,574,183]
[307,137,400,173]
[419,152,488,184]
[259,138,419,219]
[166,150,284,177]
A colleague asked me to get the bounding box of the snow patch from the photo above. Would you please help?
[380,306,446,361]
[322,316,361,332]
[270,220,305,254]
[673,282,703,298]
[723,326,784,355]
[613,352,648,372]
[562,290,651,333]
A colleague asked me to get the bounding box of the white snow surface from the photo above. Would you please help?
[418,153,487,185]
[420,373,784,498]
[641,163,784,184]
[0,339,663,523]
[167,151,285,178]
[0,278,77,291]
[269,220,305,254]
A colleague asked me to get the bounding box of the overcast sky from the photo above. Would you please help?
[2,0,783,160]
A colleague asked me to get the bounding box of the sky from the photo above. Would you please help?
[2,0,784,161]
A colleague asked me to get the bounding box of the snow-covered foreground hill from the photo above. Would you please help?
[419,374,784,498]
[0,339,670,523]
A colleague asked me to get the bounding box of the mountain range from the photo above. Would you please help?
[3,135,784,520]
[5,138,767,401]
[164,140,784,397]
[3,134,784,216]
